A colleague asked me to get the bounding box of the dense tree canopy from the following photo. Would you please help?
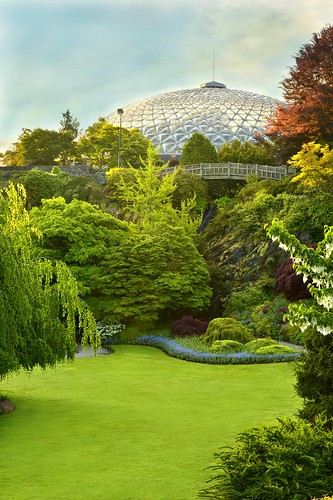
[30,150,212,324]
[2,128,77,166]
[266,25,333,160]
[218,139,275,165]
[180,133,219,165]
[0,184,99,378]
[78,117,151,169]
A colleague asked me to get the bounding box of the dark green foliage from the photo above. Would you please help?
[172,167,209,212]
[218,139,275,165]
[18,169,69,207]
[180,133,219,165]
[200,318,253,345]
[171,316,208,337]
[210,340,244,353]
[280,323,306,345]
[295,329,333,421]
[243,338,277,353]
[199,415,333,500]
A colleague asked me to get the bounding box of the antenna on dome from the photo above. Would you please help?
[212,41,215,81]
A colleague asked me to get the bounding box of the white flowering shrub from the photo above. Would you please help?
[97,322,125,345]
[267,220,333,336]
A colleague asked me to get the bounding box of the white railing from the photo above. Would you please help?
[162,163,294,181]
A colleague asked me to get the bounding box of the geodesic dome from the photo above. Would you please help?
[106,81,282,158]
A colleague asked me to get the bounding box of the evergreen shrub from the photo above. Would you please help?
[210,340,244,353]
[171,316,208,337]
[243,338,277,354]
[256,344,297,355]
[199,317,253,345]
[199,415,333,500]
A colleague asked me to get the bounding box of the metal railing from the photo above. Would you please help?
[162,162,294,181]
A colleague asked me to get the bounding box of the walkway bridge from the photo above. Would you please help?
[163,162,294,181]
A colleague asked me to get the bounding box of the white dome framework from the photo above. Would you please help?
[106,81,282,157]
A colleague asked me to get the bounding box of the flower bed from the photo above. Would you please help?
[134,335,300,365]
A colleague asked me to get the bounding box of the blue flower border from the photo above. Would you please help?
[132,335,300,365]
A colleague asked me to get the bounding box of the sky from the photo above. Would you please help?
[1,0,333,152]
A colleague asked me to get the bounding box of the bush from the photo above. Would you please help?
[199,415,333,499]
[256,344,297,355]
[171,316,208,337]
[199,317,253,345]
[243,338,277,354]
[210,340,244,354]
[275,256,312,301]
[280,323,307,345]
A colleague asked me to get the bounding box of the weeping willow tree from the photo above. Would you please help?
[0,183,99,378]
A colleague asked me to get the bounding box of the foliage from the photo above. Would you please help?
[268,219,333,419]
[266,25,333,161]
[0,183,99,377]
[59,109,81,139]
[222,283,272,321]
[199,415,333,500]
[170,316,208,337]
[280,323,307,345]
[199,318,254,345]
[172,167,209,213]
[268,220,333,336]
[218,139,275,165]
[249,296,289,339]
[256,344,297,355]
[96,322,125,347]
[135,335,299,364]
[3,127,77,166]
[243,338,277,353]
[289,141,333,193]
[77,117,151,169]
[275,256,312,301]
[294,328,333,421]
[180,132,219,165]
[17,168,69,207]
[210,340,244,354]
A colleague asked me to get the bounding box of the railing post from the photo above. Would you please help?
[200,163,203,178]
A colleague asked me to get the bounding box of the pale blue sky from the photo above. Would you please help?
[1,0,333,151]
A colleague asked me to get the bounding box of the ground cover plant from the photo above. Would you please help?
[0,345,299,500]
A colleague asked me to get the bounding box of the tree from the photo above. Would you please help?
[266,25,333,160]
[0,183,99,378]
[59,110,81,139]
[288,141,333,192]
[172,167,209,213]
[180,133,219,165]
[78,117,151,169]
[30,151,212,324]
[2,128,76,166]
[18,168,69,207]
[267,219,333,420]
[218,139,275,165]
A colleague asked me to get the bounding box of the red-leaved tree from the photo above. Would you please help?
[266,25,333,162]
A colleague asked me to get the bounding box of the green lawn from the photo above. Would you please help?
[0,345,300,500]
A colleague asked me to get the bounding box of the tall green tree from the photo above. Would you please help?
[0,184,99,378]
[59,110,81,139]
[180,133,219,165]
[78,117,151,169]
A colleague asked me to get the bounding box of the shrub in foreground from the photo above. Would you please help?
[199,317,253,345]
[256,344,297,355]
[210,340,244,354]
[199,415,333,499]
[243,337,277,353]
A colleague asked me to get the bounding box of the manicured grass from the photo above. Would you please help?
[0,345,300,500]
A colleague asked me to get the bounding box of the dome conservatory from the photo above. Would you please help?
[106,81,282,158]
